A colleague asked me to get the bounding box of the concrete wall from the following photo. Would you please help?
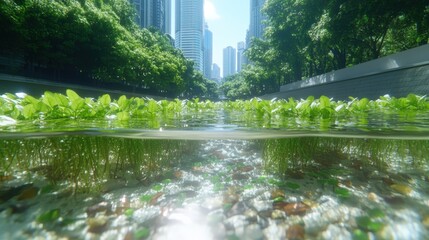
[262,44,429,100]
[0,73,164,99]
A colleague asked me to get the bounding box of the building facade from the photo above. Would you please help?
[237,41,245,73]
[203,23,213,79]
[211,63,221,83]
[175,0,204,72]
[223,46,236,78]
[131,0,171,35]
[247,0,266,47]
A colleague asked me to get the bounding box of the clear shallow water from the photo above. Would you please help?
[1,112,429,239]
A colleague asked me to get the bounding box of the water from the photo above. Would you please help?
[1,113,429,239]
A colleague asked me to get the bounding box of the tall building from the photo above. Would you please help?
[203,23,213,79]
[247,0,266,47]
[175,0,204,72]
[223,46,236,78]
[131,0,172,35]
[237,41,245,73]
[211,63,221,82]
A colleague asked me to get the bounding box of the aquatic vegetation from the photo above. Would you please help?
[1,91,429,131]
[263,137,429,177]
[0,136,198,192]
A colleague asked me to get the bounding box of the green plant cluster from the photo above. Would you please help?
[263,137,429,177]
[0,90,220,122]
[1,91,428,129]
[0,136,196,192]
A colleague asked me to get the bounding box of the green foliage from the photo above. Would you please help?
[0,0,215,98]
[2,92,428,132]
[241,0,429,96]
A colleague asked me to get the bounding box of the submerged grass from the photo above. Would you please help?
[263,137,429,177]
[0,136,198,192]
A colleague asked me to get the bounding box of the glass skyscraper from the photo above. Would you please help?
[204,23,213,79]
[223,46,236,78]
[248,0,266,46]
[175,0,204,72]
[130,0,171,35]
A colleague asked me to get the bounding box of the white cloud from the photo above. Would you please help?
[204,0,221,20]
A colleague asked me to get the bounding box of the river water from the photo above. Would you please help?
[1,112,429,239]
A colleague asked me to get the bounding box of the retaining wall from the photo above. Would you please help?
[262,44,429,100]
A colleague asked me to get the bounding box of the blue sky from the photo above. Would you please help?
[172,0,250,77]
[204,0,250,76]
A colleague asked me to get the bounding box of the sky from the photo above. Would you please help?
[172,0,250,77]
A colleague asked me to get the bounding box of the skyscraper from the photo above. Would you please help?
[203,23,213,79]
[223,46,236,78]
[211,63,221,83]
[131,0,172,35]
[237,41,245,73]
[248,0,266,47]
[175,0,204,72]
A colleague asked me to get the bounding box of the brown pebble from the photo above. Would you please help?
[0,175,14,182]
[17,186,39,201]
[115,196,130,215]
[274,202,310,216]
[271,189,285,199]
[286,224,305,240]
[87,217,108,234]
[86,202,113,218]
[423,215,429,228]
[390,184,412,196]
[150,192,163,205]
[232,172,249,180]
[368,192,378,202]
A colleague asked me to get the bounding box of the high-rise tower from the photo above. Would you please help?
[131,0,171,35]
[175,0,204,72]
[203,23,213,79]
[248,0,266,47]
[237,41,245,73]
[223,46,236,78]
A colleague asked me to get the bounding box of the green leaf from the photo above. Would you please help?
[70,98,85,112]
[140,195,152,203]
[152,184,163,191]
[134,227,150,239]
[334,187,350,198]
[117,111,130,121]
[98,94,111,107]
[352,229,369,240]
[368,208,385,218]
[42,91,58,108]
[66,89,82,102]
[356,216,384,232]
[23,104,37,119]
[117,95,128,110]
[36,209,60,223]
